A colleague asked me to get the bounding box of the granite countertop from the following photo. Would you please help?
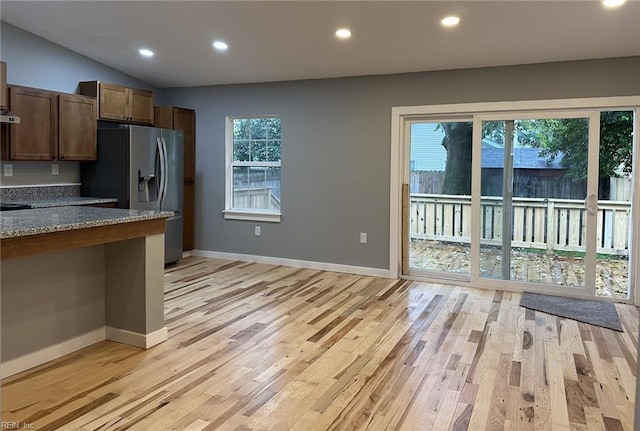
[5,196,118,208]
[0,206,172,239]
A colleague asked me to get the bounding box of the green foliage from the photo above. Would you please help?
[233,117,281,162]
[482,119,575,148]
[481,112,633,180]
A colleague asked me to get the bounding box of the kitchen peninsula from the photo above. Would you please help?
[1,206,171,377]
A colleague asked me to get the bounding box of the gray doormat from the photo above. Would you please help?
[520,292,623,332]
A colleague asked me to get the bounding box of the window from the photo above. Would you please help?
[224,116,282,222]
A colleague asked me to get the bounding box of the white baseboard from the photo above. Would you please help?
[191,250,392,278]
[1,328,105,378]
[106,326,168,349]
[1,326,169,378]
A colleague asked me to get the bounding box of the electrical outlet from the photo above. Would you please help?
[360,232,367,244]
[3,164,13,177]
[255,226,261,237]
[52,163,59,175]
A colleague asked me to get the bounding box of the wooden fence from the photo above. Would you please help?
[234,187,281,211]
[411,171,632,201]
[410,194,631,256]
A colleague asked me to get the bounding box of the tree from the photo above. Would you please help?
[233,117,281,162]
[448,112,634,199]
[527,112,633,199]
[441,122,473,195]
[538,112,634,180]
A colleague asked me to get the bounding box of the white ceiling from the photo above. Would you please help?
[2,1,639,89]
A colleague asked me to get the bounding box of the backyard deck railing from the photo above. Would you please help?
[410,194,631,256]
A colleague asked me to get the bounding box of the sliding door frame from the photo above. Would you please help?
[390,96,640,304]
[470,110,600,296]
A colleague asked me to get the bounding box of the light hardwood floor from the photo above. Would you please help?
[2,257,637,430]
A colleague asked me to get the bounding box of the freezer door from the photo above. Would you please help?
[128,126,162,211]
[160,129,184,212]
[164,214,184,264]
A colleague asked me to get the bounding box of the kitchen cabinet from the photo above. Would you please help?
[59,93,97,160]
[183,180,195,250]
[1,86,97,161]
[79,81,154,125]
[155,105,196,250]
[2,86,57,160]
[0,61,7,108]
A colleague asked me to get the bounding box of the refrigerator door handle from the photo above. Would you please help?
[156,137,165,206]
[161,137,169,205]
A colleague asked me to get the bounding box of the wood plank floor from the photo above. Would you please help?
[2,257,637,430]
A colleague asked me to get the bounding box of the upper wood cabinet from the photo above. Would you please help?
[0,61,7,108]
[155,106,196,181]
[1,85,97,161]
[79,81,154,125]
[2,86,57,160]
[58,93,97,160]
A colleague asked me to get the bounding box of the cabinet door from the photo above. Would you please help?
[183,180,195,251]
[58,94,97,160]
[99,83,128,121]
[0,62,7,109]
[8,86,57,160]
[129,88,154,124]
[173,108,196,181]
[154,106,174,129]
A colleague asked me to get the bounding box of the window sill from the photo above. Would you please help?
[223,209,281,223]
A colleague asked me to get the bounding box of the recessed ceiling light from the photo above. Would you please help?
[213,40,228,51]
[138,48,154,58]
[441,16,461,27]
[335,28,352,39]
[602,0,626,8]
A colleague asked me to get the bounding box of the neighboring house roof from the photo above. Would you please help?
[410,123,566,171]
[482,147,565,169]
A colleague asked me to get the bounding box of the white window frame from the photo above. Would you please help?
[223,115,282,222]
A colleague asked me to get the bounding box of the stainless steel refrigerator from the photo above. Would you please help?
[81,125,184,264]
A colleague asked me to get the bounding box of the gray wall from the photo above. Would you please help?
[162,56,640,270]
[1,246,105,361]
[2,22,639,270]
[0,22,160,187]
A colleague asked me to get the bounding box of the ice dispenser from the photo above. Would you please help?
[138,168,157,202]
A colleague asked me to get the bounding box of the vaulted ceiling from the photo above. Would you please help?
[2,1,639,88]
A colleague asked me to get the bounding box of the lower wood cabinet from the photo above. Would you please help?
[183,180,195,251]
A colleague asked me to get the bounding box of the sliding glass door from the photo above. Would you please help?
[406,119,473,279]
[471,111,634,298]
[401,105,636,300]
